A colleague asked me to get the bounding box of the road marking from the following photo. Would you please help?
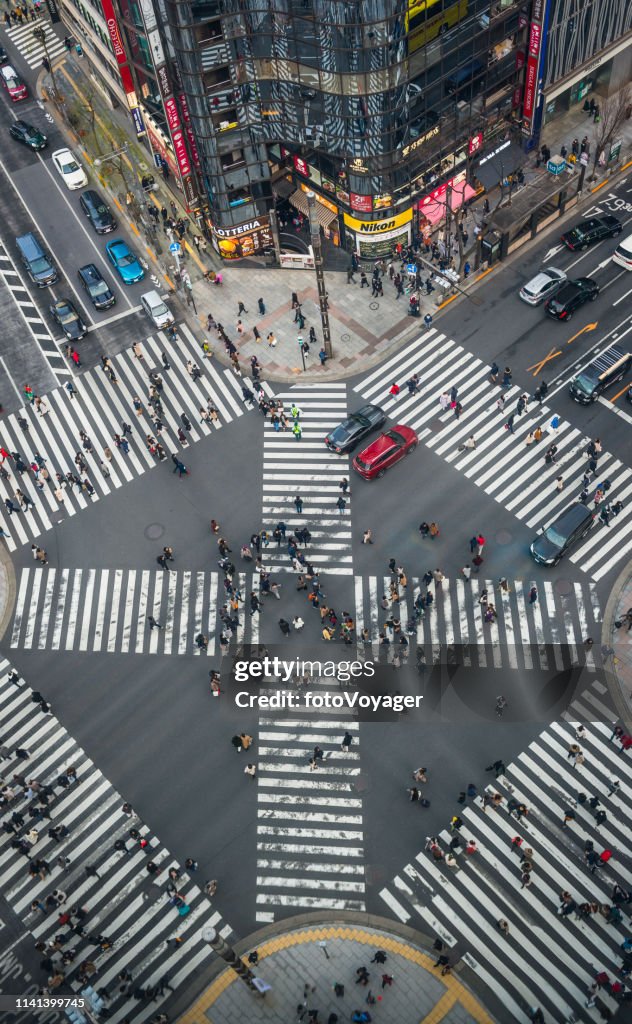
[86,305,143,331]
[0,356,23,401]
[566,321,597,345]
[598,395,632,424]
[613,284,632,306]
[526,346,561,375]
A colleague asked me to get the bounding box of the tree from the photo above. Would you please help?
[590,85,631,178]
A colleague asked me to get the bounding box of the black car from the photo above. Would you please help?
[0,46,8,65]
[9,119,47,150]
[80,189,116,234]
[324,404,386,453]
[78,264,116,310]
[50,298,87,340]
[561,214,622,251]
[545,277,599,321]
[530,503,594,566]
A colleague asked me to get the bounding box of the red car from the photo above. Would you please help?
[352,425,418,479]
[1,65,27,101]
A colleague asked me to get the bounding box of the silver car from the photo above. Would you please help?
[519,267,566,305]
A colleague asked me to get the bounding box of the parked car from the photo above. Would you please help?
[352,425,418,480]
[545,277,599,321]
[1,64,27,101]
[561,215,622,251]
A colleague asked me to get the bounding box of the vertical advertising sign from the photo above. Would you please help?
[100,0,137,102]
[522,0,550,135]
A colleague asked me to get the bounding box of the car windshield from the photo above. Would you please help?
[152,301,168,317]
[385,430,404,445]
[572,226,586,240]
[31,257,51,274]
[89,279,109,296]
[96,204,109,216]
[63,159,80,173]
[543,524,566,547]
[56,306,76,323]
[117,252,136,266]
[355,458,370,470]
[330,423,351,441]
[572,373,594,396]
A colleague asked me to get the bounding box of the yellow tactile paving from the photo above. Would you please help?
[177,925,495,1024]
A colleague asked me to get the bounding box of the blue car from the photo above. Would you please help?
[105,238,144,284]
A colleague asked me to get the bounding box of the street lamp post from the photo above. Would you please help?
[306,191,333,359]
[202,926,258,992]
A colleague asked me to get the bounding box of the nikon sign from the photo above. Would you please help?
[344,209,412,259]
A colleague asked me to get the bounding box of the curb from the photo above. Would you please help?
[0,539,16,645]
[601,557,632,730]
[175,911,502,1024]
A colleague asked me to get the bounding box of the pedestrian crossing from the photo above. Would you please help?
[354,328,632,582]
[354,575,602,670]
[261,383,354,575]
[3,19,67,69]
[255,678,365,923]
[10,568,263,654]
[379,678,632,1022]
[0,324,270,552]
[0,658,233,1021]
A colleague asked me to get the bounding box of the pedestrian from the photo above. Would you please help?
[294,493,303,514]
[336,496,346,514]
[362,529,373,544]
[381,974,393,989]
[389,382,400,398]
[528,585,538,605]
[279,619,291,636]
[342,731,353,752]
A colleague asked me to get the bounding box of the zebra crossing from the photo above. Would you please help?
[0,323,270,551]
[255,679,365,923]
[354,574,602,669]
[0,658,233,1020]
[262,383,353,575]
[10,568,263,654]
[353,328,632,582]
[3,19,67,69]
[379,679,631,1022]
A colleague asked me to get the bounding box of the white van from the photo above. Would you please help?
[612,232,632,270]
[140,290,174,328]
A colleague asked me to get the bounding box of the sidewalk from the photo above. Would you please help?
[178,922,497,1024]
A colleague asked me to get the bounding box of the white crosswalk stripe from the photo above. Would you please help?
[9,568,268,654]
[255,681,365,923]
[261,384,353,575]
[379,678,632,1022]
[0,324,270,551]
[353,329,632,582]
[354,574,602,669]
[3,19,66,68]
[0,659,233,1020]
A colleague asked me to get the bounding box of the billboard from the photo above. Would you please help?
[212,217,273,260]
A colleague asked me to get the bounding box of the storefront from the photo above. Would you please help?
[416,172,478,233]
[343,209,413,259]
[212,216,273,260]
[473,139,525,191]
[541,36,632,127]
[288,186,340,246]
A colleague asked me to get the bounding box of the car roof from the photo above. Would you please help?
[1,64,18,77]
[79,263,101,277]
[548,503,592,531]
[525,271,558,289]
[52,148,73,159]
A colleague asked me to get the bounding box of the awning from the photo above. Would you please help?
[474,139,525,190]
[272,176,294,199]
[289,189,338,228]
[418,183,478,226]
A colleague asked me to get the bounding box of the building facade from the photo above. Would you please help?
[59,0,632,259]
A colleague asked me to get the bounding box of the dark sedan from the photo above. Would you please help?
[324,404,386,453]
[561,214,622,251]
[50,298,87,340]
[10,120,47,150]
[545,277,599,321]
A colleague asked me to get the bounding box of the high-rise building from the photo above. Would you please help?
[60,0,631,260]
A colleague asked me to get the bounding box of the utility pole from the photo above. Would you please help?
[33,27,59,101]
[306,191,333,359]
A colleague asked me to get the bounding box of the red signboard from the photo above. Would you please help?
[172,129,191,177]
[528,22,541,58]
[293,155,309,177]
[468,132,483,156]
[100,0,135,98]
[350,193,372,212]
[523,55,538,120]
[515,50,525,70]
[164,97,180,133]
[178,93,201,169]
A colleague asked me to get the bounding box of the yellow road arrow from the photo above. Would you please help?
[567,322,598,345]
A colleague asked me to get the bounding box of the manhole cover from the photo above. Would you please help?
[495,530,513,546]
[341,333,350,342]
[369,301,379,310]
[145,522,165,540]
[554,579,574,595]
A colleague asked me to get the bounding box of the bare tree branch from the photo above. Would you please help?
[591,85,631,174]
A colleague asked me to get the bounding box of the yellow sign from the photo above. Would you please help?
[299,182,338,216]
[343,208,412,233]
